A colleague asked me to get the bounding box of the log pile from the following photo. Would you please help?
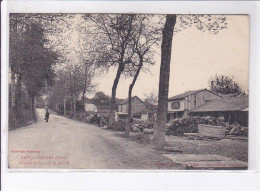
[226,124,248,137]
[84,114,248,137]
[86,113,109,126]
[166,116,248,137]
[132,118,154,133]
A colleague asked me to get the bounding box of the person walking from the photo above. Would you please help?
[45,109,50,123]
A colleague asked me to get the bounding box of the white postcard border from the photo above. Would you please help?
[1,0,260,190]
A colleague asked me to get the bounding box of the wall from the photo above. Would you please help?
[131,97,146,114]
[118,104,128,112]
[118,97,146,115]
[189,90,222,109]
[85,103,97,112]
[168,99,185,112]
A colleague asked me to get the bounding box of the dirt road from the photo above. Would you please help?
[8,108,180,169]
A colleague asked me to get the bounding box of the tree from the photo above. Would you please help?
[125,15,161,136]
[9,21,58,123]
[80,61,95,109]
[92,92,111,105]
[48,57,95,118]
[86,14,136,127]
[144,91,158,105]
[47,70,69,115]
[152,15,176,150]
[22,23,58,120]
[209,74,245,95]
[73,52,96,112]
[9,13,71,127]
[152,14,228,150]
[72,20,97,109]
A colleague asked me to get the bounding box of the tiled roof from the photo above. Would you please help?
[95,104,110,109]
[117,96,144,105]
[191,96,249,112]
[168,89,222,101]
[169,89,206,100]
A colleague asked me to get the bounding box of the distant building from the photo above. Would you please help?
[85,103,98,113]
[167,89,222,120]
[96,104,110,116]
[116,96,147,120]
[84,101,110,116]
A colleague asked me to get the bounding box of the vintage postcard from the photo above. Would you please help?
[7,13,249,170]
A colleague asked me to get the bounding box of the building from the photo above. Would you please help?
[116,96,147,120]
[167,89,222,121]
[96,104,110,116]
[84,103,98,113]
[85,102,110,116]
[190,96,249,126]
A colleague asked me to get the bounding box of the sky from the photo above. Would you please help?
[88,15,249,100]
[60,15,249,100]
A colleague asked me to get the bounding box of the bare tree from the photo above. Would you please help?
[144,91,158,105]
[86,14,136,127]
[125,15,161,136]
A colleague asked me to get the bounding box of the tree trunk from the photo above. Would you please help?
[82,90,86,114]
[126,61,143,137]
[108,16,134,127]
[15,74,23,120]
[31,95,36,122]
[152,15,176,150]
[109,64,123,127]
[73,96,76,119]
[71,99,73,117]
[126,88,132,137]
[82,90,86,120]
[63,98,66,116]
[10,71,16,128]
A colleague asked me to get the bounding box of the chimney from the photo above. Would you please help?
[210,81,214,91]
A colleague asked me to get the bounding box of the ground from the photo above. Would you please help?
[8,108,182,169]
[8,108,248,169]
[164,135,248,162]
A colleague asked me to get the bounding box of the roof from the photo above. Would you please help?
[191,96,249,112]
[168,89,222,101]
[84,98,94,104]
[95,104,110,109]
[117,96,145,105]
[221,93,241,98]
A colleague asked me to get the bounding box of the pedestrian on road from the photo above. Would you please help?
[45,109,50,123]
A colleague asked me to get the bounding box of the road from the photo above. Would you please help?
[8,108,180,169]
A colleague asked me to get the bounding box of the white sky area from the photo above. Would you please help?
[58,15,249,100]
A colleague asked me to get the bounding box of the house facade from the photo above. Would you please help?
[96,104,110,116]
[85,103,98,113]
[116,96,147,120]
[168,89,222,121]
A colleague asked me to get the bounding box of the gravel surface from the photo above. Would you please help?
[8,108,182,169]
[164,135,248,162]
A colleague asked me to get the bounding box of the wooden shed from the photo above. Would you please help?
[190,96,249,126]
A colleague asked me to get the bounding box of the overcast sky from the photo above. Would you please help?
[66,15,249,100]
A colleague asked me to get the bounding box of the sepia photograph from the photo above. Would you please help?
[8,13,249,170]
